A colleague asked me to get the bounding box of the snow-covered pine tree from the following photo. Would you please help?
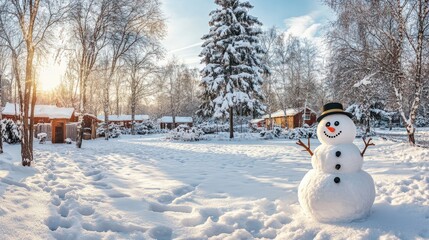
[199,0,267,139]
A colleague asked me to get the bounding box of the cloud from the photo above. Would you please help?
[284,15,321,39]
[169,41,204,54]
[283,12,332,52]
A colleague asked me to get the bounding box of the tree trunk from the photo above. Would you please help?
[76,61,87,148]
[29,69,37,154]
[21,46,35,166]
[0,72,3,154]
[229,107,234,139]
[131,89,136,135]
[116,87,120,115]
[131,113,135,135]
[365,105,371,137]
[407,126,416,145]
[103,81,110,140]
[172,115,176,130]
[104,103,109,140]
[76,116,84,148]
[104,63,119,140]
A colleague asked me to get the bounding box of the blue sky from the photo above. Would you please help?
[160,0,334,66]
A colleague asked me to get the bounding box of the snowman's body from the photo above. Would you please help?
[298,114,375,223]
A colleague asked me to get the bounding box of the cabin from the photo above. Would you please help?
[2,102,75,143]
[262,108,317,129]
[159,116,193,130]
[97,114,150,128]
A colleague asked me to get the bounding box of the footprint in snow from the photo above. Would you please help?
[91,181,112,189]
[91,174,104,181]
[84,170,101,177]
[45,216,73,231]
[58,205,69,217]
[107,191,130,198]
[77,205,95,216]
[149,226,173,240]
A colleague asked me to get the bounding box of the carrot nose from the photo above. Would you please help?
[327,126,336,132]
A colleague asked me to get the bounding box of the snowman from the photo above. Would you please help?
[296,102,375,223]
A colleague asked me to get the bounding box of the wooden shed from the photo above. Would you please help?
[263,108,317,129]
[2,102,75,143]
[51,119,68,143]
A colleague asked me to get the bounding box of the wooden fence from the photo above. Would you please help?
[34,122,78,142]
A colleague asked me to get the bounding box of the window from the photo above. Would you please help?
[304,113,311,120]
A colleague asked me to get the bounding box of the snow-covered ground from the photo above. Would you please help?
[0,134,428,239]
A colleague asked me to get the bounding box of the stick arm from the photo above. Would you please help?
[296,138,313,156]
[361,137,375,157]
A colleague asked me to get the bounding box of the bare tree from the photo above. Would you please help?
[180,67,201,117]
[165,59,185,126]
[125,43,162,134]
[260,27,278,129]
[325,0,429,145]
[70,0,110,148]
[55,57,80,108]
[0,48,7,153]
[101,0,165,140]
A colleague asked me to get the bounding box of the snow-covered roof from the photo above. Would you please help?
[97,115,150,122]
[160,116,193,123]
[250,118,264,124]
[2,102,74,119]
[262,108,316,119]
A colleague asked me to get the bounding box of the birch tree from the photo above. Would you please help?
[260,27,278,129]
[0,49,6,154]
[325,0,429,145]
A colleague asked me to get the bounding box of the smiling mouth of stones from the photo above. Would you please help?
[324,130,342,138]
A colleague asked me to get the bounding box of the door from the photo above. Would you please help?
[55,123,64,143]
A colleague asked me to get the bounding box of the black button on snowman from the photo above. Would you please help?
[297,102,376,223]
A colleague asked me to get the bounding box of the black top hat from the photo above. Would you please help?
[317,102,353,122]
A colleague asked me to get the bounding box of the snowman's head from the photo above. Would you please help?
[317,114,356,144]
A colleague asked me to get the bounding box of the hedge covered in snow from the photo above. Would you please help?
[96,123,121,138]
[259,126,317,140]
[259,125,375,140]
[132,121,159,135]
[167,125,205,141]
[1,119,22,144]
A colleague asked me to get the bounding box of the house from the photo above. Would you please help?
[159,116,193,130]
[97,114,150,128]
[262,108,317,129]
[2,102,75,143]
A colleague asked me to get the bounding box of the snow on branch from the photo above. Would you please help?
[353,73,377,88]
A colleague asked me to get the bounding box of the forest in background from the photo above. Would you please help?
[0,0,428,148]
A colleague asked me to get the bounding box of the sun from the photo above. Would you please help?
[38,59,66,92]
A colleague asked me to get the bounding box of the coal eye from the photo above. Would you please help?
[325,122,331,127]
[334,121,339,126]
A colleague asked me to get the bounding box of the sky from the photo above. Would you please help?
[160,0,335,67]
[39,0,334,92]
